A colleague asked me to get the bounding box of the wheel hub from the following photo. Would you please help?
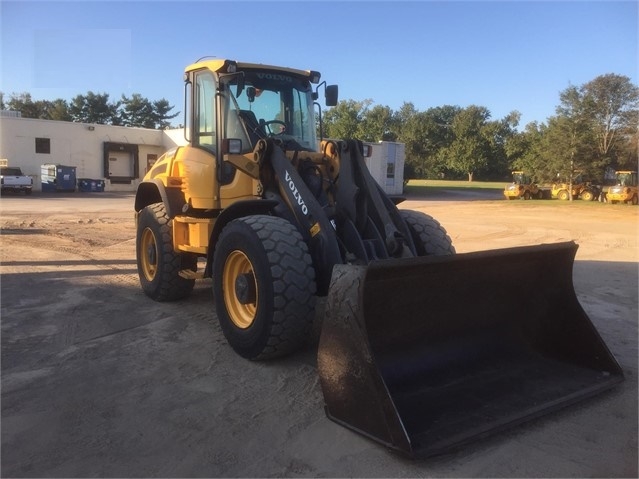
[146,244,156,265]
[235,272,257,304]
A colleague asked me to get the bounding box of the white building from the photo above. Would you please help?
[0,116,186,192]
[0,116,406,195]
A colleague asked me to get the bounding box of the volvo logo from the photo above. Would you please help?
[285,170,308,215]
[256,73,293,83]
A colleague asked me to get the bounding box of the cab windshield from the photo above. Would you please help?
[513,173,528,184]
[223,69,317,153]
[616,172,636,187]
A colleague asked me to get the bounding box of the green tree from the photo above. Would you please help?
[438,105,492,182]
[549,85,599,186]
[395,102,432,179]
[68,91,121,125]
[153,98,179,129]
[359,104,397,142]
[323,99,372,139]
[45,99,72,121]
[512,122,552,182]
[615,127,639,169]
[121,93,155,128]
[580,73,639,168]
[5,93,48,119]
[480,110,521,180]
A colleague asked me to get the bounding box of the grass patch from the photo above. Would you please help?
[404,179,505,197]
[406,179,506,189]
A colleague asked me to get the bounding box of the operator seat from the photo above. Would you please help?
[238,110,263,147]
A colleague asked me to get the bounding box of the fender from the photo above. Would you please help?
[135,179,185,219]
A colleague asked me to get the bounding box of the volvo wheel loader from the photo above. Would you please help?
[134,58,623,458]
[607,170,638,205]
[503,171,543,200]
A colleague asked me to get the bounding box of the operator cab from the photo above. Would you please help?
[227,71,317,152]
[185,59,336,158]
[616,171,637,187]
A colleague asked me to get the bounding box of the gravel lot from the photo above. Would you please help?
[1,191,637,478]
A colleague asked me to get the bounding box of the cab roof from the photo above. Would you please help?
[184,58,319,82]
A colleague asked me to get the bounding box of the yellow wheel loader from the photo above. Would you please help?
[551,173,600,201]
[607,170,638,205]
[503,171,543,200]
[134,59,623,458]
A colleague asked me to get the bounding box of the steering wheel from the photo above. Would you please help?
[263,120,287,136]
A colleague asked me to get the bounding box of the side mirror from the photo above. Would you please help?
[325,85,338,107]
[247,86,256,103]
[222,138,243,155]
[235,74,245,98]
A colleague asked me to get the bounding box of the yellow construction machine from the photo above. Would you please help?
[503,171,543,200]
[551,173,600,201]
[134,58,623,458]
[606,170,638,205]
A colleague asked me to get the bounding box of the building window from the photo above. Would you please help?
[146,154,158,173]
[35,138,51,154]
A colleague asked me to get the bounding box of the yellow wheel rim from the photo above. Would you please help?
[223,250,258,329]
[140,227,158,281]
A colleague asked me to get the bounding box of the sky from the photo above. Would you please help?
[1,0,637,129]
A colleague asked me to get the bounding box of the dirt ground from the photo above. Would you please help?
[1,191,637,478]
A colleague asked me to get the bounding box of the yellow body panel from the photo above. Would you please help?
[143,145,260,211]
[607,186,638,203]
[173,216,213,254]
[607,171,638,204]
[503,172,539,199]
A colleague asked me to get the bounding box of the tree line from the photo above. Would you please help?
[0,91,179,130]
[2,73,637,182]
[322,73,638,183]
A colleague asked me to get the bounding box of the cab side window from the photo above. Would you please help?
[194,71,216,152]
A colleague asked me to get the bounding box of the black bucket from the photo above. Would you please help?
[317,241,624,458]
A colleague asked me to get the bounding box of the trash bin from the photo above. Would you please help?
[77,178,105,192]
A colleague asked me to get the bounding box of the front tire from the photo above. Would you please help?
[136,203,196,301]
[400,210,456,256]
[558,190,569,201]
[213,215,316,360]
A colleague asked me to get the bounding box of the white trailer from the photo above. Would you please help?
[364,141,405,195]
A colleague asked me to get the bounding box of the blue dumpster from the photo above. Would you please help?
[41,164,77,192]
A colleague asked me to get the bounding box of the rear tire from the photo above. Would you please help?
[400,210,456,256]
[581,190,594,201]
[136,203,196,301]
[558,190,569,201]
[213,215,316,360]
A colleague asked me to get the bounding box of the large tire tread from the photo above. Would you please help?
[400,209,456,256]
[137,203,196,302]
[214,215,316,360]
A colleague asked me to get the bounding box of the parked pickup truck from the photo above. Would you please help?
[1,167,33,195]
